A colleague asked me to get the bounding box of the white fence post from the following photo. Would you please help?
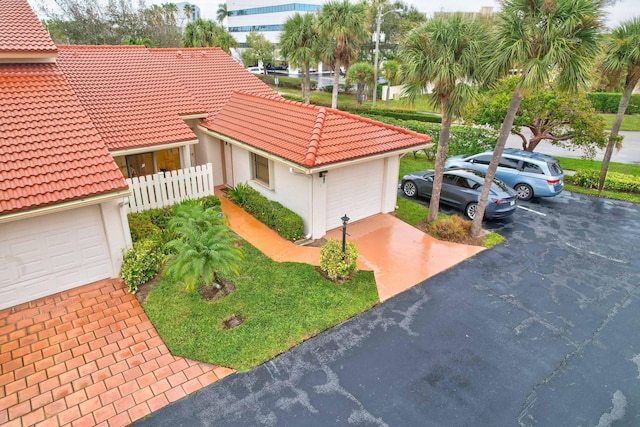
[125,163,215,213]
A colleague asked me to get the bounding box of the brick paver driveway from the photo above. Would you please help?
[0,279,233,427]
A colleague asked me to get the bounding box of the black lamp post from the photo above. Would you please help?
[341,214,350,254]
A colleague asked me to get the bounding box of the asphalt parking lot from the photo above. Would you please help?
[136,190,640,426]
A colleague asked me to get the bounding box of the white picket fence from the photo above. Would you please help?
[125,163,214,213]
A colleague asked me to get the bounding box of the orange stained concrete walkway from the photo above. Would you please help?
[217,188,485,301]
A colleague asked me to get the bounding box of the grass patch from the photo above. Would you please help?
[554,156,640,203]
[143,242,378,372]
[555,156,640,176]
[395,198,503,248]
[599,114,640,132]
[399,153,435,178]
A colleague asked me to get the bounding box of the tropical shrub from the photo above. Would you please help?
[571,170,640,193]
[121,238,163,294]
[127,214,162,243]
[429,215,472,242]
[164,202,244,293]
[226,182,252,206]
[320,238,358,281]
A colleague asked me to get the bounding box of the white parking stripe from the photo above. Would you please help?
[517,205,547,216]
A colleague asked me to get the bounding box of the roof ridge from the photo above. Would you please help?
[303,108,327,167]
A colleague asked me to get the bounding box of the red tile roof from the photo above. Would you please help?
[0,63,128,215]
[0,0,57,55]
[149,48,280,118]
[55,45,204,151]
[203,92,432,167]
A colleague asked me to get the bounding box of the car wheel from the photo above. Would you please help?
[514,183,533,201]
[403,181,418,197]
[465,202,478,219]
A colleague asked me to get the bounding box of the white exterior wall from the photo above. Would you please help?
[231,145,313,235]
[193,127,225,186]
[381,156,400,213]
[99,198,131,275]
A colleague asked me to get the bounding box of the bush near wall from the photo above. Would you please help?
[122,195,222,293]
[230,184,304,241]
[570,169,640,193]
[348,108,441,123]
[121,238,163,294]
[587,93,640,114]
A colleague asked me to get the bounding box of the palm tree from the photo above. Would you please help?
[316,0,370,109]
[164,202,243,293]
[181,18,237,53]
[346,62,375,105]
[280,13,318,104]
[598,17,640,192]
[400,15,488,223]
[380,59,399,106]
[216,3,227,25]
[470,0,603,237]
[183,3,194,23]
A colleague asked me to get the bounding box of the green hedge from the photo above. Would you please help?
[587,92,640,114]
[231,183,304,241]
[347,108,441,123]
[121,238,163,294]
[257,74,317,90]
[570,169,640,193]
[360,114,497,158]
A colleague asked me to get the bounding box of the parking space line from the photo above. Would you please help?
[517,205,547,216]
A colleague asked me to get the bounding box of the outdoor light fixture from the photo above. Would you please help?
[373,7,403,107]
[319,170,328,183]
[341,214,350,254]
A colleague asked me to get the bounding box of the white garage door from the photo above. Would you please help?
[0,205,113,310]
[326,159,385,230]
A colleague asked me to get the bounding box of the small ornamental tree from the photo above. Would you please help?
[164,201,243,293]
[346,62,375,105]
[320,239,358,281]
[471,77,607,158]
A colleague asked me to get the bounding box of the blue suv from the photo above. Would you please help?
[444,148,564,200]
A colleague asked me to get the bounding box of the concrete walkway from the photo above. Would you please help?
[217,188,484,302]
[0,280,233,427]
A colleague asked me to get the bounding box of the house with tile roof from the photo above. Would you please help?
[1,0,431,310]
[0,0,131,310]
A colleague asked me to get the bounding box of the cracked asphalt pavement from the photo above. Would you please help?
[134,191,640,426]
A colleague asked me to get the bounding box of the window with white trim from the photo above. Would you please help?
[252,153,271,187]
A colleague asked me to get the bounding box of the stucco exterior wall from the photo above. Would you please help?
[99,198,131,276]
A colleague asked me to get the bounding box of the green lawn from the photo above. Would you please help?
[143,242,378,372]
[555,156,640,176]
[599,114,640,131]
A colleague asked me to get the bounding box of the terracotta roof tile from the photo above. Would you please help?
[203,92,432,167]
[55,45,203,151]
[0,63,128,215]
[0,0,57,54]
[149,48,280,118]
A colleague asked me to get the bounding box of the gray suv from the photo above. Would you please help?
[445,148,564,200]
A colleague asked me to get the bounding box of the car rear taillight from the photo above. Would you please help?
[547,179,560,185]
[492,199,506,204]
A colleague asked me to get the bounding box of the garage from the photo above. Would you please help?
[0,205,114,310]
[326,159,385,230]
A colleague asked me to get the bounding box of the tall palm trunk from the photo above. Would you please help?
[304,61,311,104]
[598,73,640,191]
[471,86,525,237]
[428,117,450,223]
[332,60,341,109]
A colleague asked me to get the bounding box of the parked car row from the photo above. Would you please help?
[401,149,565,220]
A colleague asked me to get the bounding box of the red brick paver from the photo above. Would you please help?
[0,279,235,426]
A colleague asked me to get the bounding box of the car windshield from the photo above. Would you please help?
[548,161,563,175]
